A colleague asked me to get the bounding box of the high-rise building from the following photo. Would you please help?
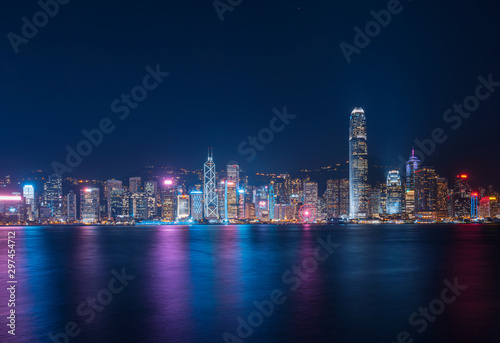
[105,180,122,219]
[227,164,240,187]
[386,170,402,215]
[80,188,100,223]
[161,179,176,222]
[190,190,203,221]
[130,192,148,220]
[44,174,62,218]
[479,196,491,218]
[226,180,238,220]
[177,195,190,221]
[406,149,421,192]
[144,181,158,219]
[405,149,421,216]
[436,178,449,212]
[325,179,337,219]
[129,177,141,194]
[349,107,368,219]
[303,181,318,209]
[415,167,437,212]
[67,190,77,222]
[203,150,218,220]
[453,174,471,219]
[471,193,479,219]
[23,185,36,221]
[368,188,382,218]
[109,187,125,220]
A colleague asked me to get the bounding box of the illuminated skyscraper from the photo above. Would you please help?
[67,190,77,222]
[405,149,421,215]
[176,195,190,221]
[453,174,471,219]
[349,107,368,219]
[204,150,218,220]
[129,177,141,194]
[190,190,203,221]
[80,188,100,223]
[386,170,402,215]
[436,178,449,212]
[303,181,318,209]
[23,185,36,221]
[105,180,122,219]
[479,196,491,218]
[415,166,437,212]
[227,164,240,187]
[226,180,238,220]
[471,193,479,219]
[161,179,176,222]
[368,188,382,218]
[406,148,420,192]
[130,192,148,220]
[269,182,275,220]
[44,174,62,218]
[144,181,158,219]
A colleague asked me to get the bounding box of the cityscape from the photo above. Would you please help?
[1,108,498,225]
[2,1,500,343]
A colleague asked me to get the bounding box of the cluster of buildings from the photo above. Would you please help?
[0,108,498,225]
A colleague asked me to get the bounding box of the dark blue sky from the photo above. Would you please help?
[1,0,499,188]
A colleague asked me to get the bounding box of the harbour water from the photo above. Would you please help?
[1,224,499,343]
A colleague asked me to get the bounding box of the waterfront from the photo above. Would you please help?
[1,224,500,343]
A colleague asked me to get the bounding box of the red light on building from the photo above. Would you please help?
[460,174,468,179]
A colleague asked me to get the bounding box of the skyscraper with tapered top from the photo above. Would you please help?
[349,107,368,219]
[204,148,218,220]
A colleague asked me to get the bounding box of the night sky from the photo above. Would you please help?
[1,0,499,188]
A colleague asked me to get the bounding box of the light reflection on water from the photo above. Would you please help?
[0,224,499,343]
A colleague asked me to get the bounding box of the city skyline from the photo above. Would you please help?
[1,107,498,224]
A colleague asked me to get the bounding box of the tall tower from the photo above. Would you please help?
[406,148,420,192]
[349,107,368,219]
[386,170,402,215]
[204,149,219,220]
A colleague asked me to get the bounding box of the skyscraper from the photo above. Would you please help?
[105,180,122,219]
[227,164,240,187]
[176,194,190,221]
[144,181,158,219]
[23,185,36,221]
[415,166,437,212]
[405,149,421,216]
[67,190,77,222]
[471,193,479,219]
[303,181,318,210]
[190,190,203,221]
[436,177,449,212]
[453,174,471,219]
[80,188,100,223]
[129,177,141,194]
[204,150,218,220]
[161,179,176,222]
[44,174,62,218]
[386,170,402,215]
[349,107,368,219]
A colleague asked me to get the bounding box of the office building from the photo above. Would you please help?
[349,107,369,219]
